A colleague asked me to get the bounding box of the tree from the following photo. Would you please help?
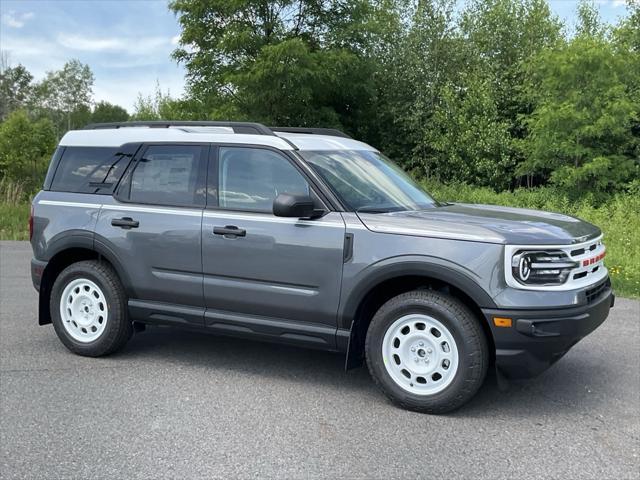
[0,64,34,121]
[169,0,392,129]
[91,101,129,124]
[519,5,639,197]
[130,82,195,120]
[34,60,94,132]
[0,110,57,190]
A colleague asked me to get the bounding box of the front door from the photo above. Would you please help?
[95,143,208,325]
[201,146,345,347]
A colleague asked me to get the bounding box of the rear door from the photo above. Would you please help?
[201,146,345,348]
[95,143,208,325]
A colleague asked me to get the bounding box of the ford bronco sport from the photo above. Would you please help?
[30,121,614,413]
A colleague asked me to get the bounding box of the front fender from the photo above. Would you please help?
[338,255,497,330]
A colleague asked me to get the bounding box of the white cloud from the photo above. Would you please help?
[57,33,172,55]
[171,35,180,46]
[598,0,638,6]
[1,11,34,28]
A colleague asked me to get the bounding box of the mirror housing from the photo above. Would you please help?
[273,193,322,218]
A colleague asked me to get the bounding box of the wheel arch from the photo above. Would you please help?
[341,259,497,370]
[38,236,133,325]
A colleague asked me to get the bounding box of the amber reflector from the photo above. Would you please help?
[493,317,513,328]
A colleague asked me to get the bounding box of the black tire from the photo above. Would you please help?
[50,260,132,357]
[365,289,488,414]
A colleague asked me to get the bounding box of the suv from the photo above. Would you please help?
[30,121,614,413]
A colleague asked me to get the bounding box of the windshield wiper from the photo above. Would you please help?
[356,206,406,214]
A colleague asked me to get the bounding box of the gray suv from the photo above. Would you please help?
[30,121,614,413]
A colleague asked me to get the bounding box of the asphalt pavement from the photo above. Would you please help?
[1,241,639,479]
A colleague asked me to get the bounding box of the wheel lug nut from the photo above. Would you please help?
[427,348,432,354]
[419,342,424,347]
[410,347,416,352]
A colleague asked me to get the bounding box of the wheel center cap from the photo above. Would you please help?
[417,348,426,358]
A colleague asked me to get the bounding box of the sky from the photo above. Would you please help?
[0,0,635,113]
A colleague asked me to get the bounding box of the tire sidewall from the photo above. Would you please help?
[367,293,486,411]
[50,262,124,354]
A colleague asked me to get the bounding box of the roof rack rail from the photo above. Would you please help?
[83,121,275,136]
[270,127,352,139]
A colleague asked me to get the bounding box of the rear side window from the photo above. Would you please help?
[128,145,206,207]
[50,147,132,194]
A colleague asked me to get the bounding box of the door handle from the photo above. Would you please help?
[213,225,246,237]
[111,217,139,229]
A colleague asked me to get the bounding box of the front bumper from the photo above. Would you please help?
[482,281,614,378]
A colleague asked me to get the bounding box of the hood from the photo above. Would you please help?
[357,203,601,245]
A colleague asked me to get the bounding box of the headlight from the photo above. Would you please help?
[510,250,579,286]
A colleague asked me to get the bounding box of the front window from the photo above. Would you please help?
[218,147,310,212]
[299,150,437,212]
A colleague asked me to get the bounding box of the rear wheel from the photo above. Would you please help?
[50,260,132,356]
[365,289,488,414]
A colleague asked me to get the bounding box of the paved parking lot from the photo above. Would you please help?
[1,241,639,479]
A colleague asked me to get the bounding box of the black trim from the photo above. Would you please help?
[204,308,338,350]
[83,121,352,140]
[84,121,275,136]
[270,126,352,139]
[43,147,65,191]
[128,299,204,326]
[484,287,614,378]
[91,236,137,297]
[126,299,340,351]
[340,259,497,329]
[206,145,217,207]
[343,233,354,263]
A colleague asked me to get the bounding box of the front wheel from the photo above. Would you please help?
[365,290,488,414]
[50,260,132,357]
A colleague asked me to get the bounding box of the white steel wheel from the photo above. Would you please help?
[382,313,459,395]
[59,278,109,343]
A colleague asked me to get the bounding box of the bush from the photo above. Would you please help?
[0,110,56,193]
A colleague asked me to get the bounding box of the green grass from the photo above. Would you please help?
[1,186,638,297]
[423,181,640,298]
[0,202,30,240]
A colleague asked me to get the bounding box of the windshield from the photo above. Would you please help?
[299,150,437,212]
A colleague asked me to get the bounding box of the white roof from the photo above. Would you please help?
[59,127,294,150]
[59,126,378,152]
[275,132,377,151]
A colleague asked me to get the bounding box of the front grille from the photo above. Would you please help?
[586,278,610,304]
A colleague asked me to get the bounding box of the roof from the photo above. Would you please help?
[58,122,378,152]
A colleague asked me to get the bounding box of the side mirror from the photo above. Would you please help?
[273,193,322,218]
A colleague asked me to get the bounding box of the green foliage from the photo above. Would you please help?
[33,59,95,132]
[520,27,639,196]
[91,101,129,124]
[0,63,33,121]
[0,202,30,240]
[0,110,56,193]
[0,57,130,134]
[169,0,392,127]
[130,82,194,120]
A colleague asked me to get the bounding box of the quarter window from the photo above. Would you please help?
[129,145,205,206]
[50,147,131,194]
[218,147,310,212]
